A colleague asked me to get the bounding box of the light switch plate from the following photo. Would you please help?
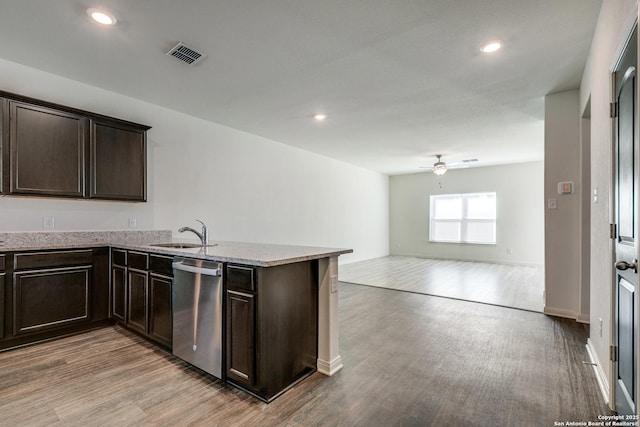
[557,181,574,194]
[331,274,338,293]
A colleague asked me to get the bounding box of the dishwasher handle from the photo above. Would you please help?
[173,261,221,276]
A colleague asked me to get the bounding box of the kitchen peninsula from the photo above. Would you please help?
[0,230,352,402]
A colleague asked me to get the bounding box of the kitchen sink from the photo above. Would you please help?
[150,242,217,249]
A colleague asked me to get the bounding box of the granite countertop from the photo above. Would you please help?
[0,231,352,267]
[114,241,352,267]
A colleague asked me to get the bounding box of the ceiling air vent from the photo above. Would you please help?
[166,42,206,65]
[462,158,479,163]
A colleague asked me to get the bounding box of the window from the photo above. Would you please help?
[429,192,496,244]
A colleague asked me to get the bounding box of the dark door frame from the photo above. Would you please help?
[611,22,639,415]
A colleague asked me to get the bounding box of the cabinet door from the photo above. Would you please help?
[127,269,148,334]
[8,101,87,197]
[111,265,127,322]
[91,247,109,322]
[149,273,172,347]
[0,273,5,339]
[1,98,7,194]
[90,121,146,201]
[226,290,255,387]
[13,266,90,335]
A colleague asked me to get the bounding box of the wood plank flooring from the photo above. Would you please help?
[0,283,607,426]
[339,256,544,312]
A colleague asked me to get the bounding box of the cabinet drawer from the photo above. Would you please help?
[227,265,255,292]
[128,251,148,271]
[14,250,92,270]
[149,254,173,276]
[112,249,127,267]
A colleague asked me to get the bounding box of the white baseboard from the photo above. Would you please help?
[543,306,578,320]
[388,252,544,267]
[317,355,343,376]
[586,338,610,405]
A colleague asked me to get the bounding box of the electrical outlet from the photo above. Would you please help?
[506,248,512,255]
[331,274,338,293]
[43,216,55,229]
[128,217,137,228]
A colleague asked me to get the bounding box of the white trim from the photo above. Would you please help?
[386,252,544,267]
[317,256,342,377]
[543,305,578,320]
[577,313,590,324]
[586,338,610,405]
[317,355,343,376]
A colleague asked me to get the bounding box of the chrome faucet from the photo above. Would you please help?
[178,219,208,245]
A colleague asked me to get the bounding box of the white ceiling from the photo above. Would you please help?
[0,1,602,175]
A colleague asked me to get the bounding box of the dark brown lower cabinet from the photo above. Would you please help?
[91,247,110,322]
[225,261,318,402]
[226,290,255,387]
[149,273,172,347]
[0,254,4,339]
[127,269,148,335]
[0,272,4,340]
[10,250,94,338]
[0,249,115,350]
[111,264,126,322]
[13,266,90,335]
[110,250,172,348]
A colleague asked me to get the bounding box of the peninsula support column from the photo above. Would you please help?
[317,255,343,375]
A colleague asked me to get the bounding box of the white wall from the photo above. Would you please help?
[579,0,638,407]
[0,58,389,264]
[544,90,583,320]
[389,161,544,265]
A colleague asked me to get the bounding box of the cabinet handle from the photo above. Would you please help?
[172,262,221,276]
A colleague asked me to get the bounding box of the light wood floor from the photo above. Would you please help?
[0,283,608,426]
[339,256,544,312]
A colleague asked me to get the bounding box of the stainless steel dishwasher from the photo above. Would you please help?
[172,257,223,379]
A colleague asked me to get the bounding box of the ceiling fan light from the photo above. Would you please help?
[433,162,447,176]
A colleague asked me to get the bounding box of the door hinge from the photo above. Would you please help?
[610,102,618,118]
[610,345,618,362]
[610,223,617,239]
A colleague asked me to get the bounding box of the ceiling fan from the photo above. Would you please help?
[420,155,477,175]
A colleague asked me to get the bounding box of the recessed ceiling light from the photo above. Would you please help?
[313,113,327,121]
[87,8,117,25]
[481,41,502,53]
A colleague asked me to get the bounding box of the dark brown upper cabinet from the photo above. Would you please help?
[90,120,146,201]
[0,91,150,202]
[8,101,88,197]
